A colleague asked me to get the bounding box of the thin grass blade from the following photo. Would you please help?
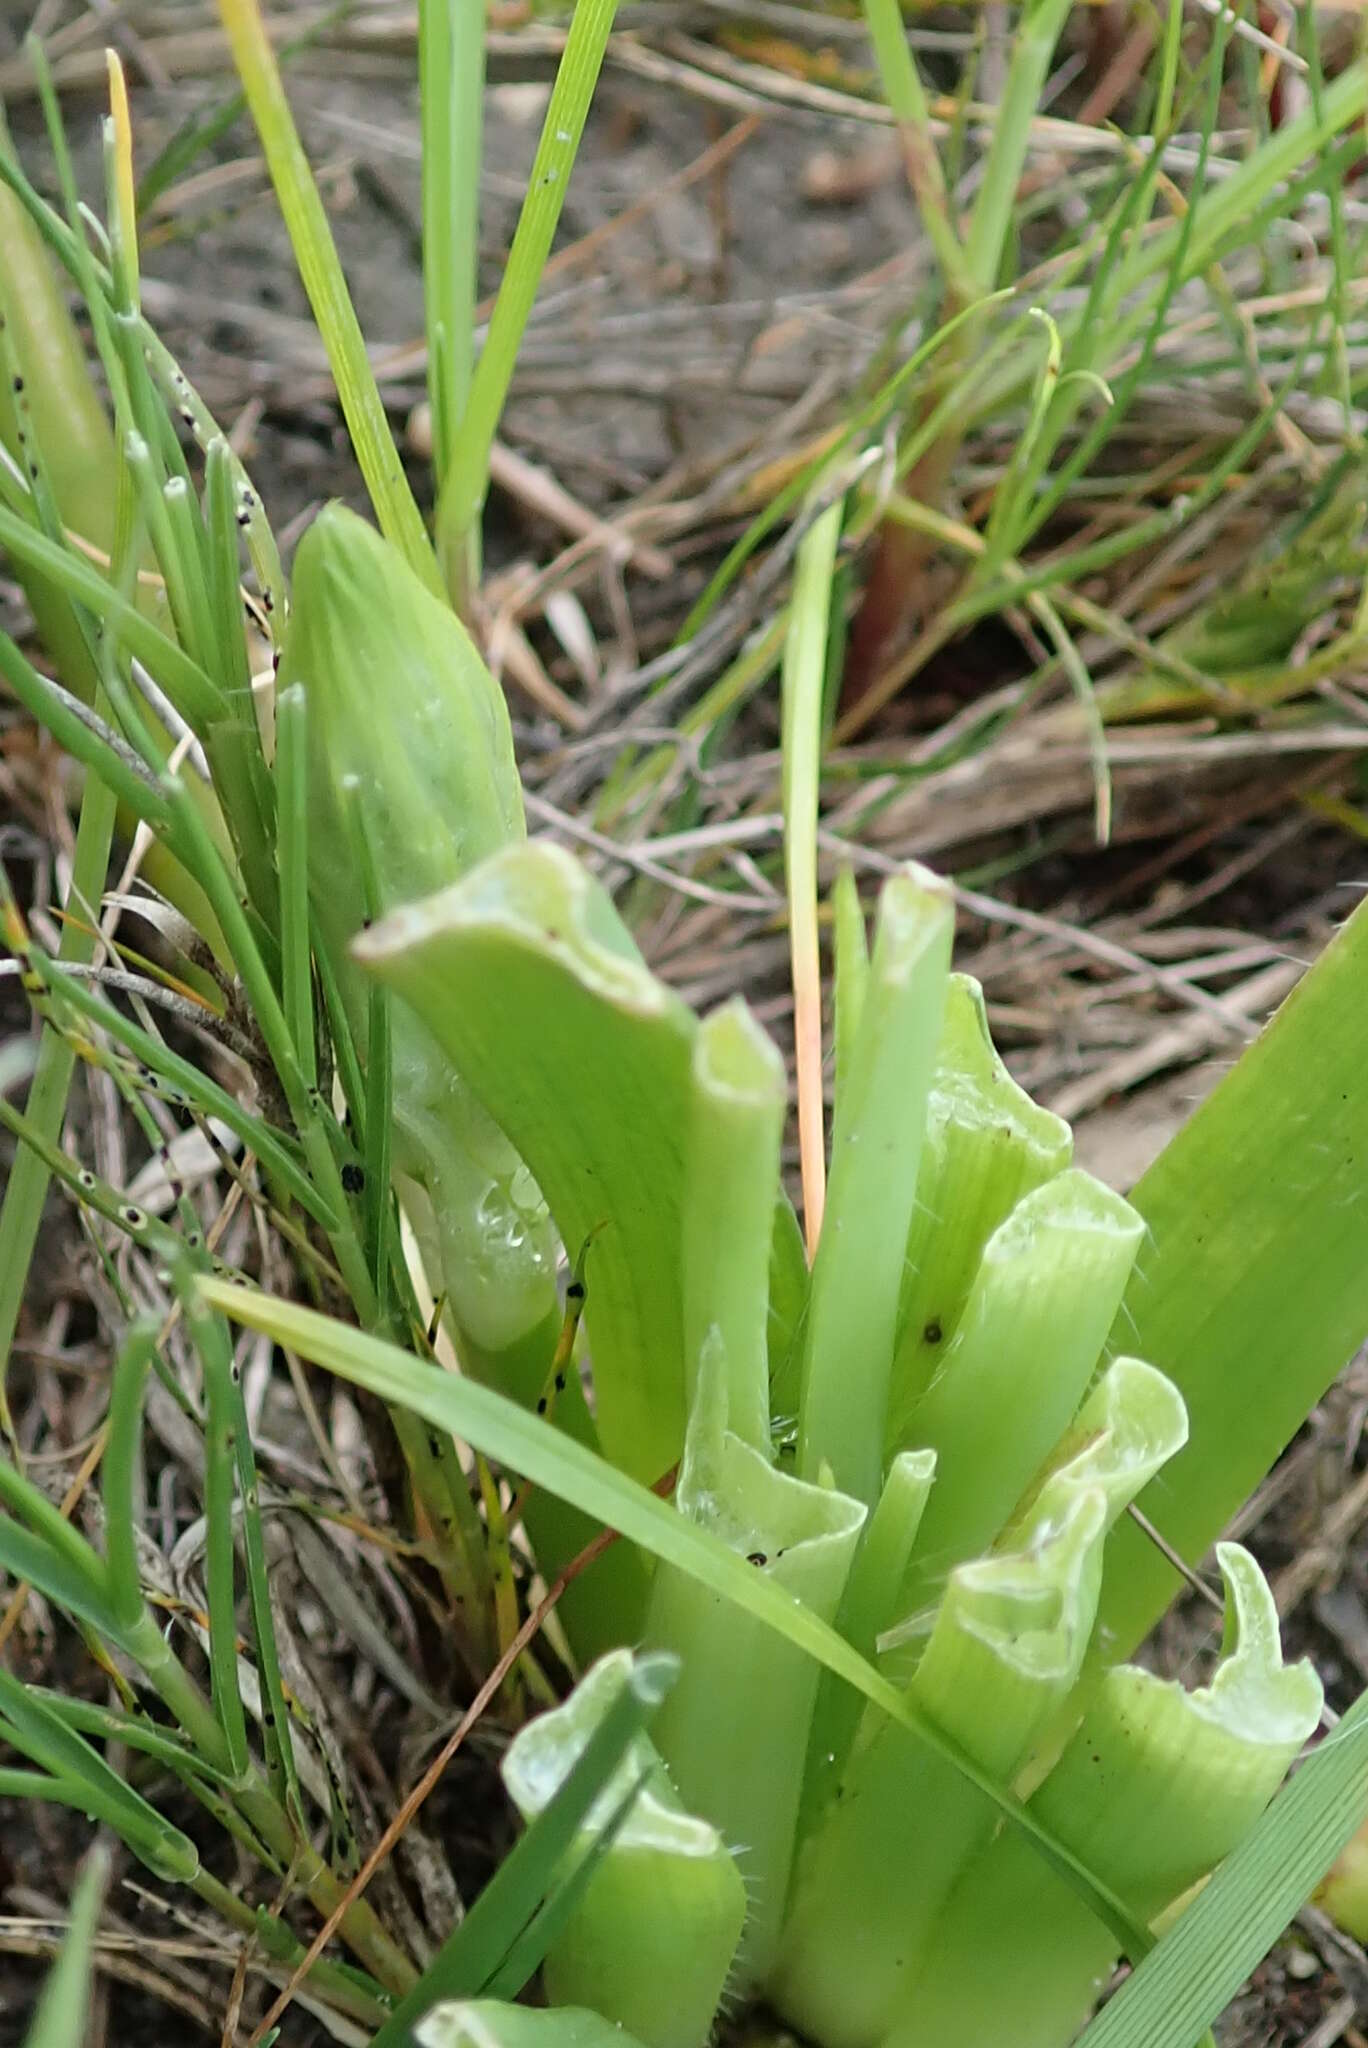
[214,0,439,588]
[20,1846,109,2048]
[0,1674,199,1881]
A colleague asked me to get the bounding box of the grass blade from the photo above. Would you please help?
[419,0,484,489]
[0,1674,198,1881]
[437,0,619,580]
[100,1319,159,1628]
[274,683,315,1088]
[859,0,972,301]
[0,506,217,730]
[962,0,1075,291]
[5,932,327,1224]
[183,1276,300,1810]
[215,0,439,591]
[0,753,118,1417]
[20,1846,109,2048]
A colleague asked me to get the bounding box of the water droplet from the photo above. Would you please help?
[476,1183,529,1257]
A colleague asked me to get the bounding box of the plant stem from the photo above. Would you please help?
[189,1867,389,2027]
[781,499,843,1259]
[796,869,953,1507]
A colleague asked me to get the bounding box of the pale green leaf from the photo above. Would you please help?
[354,840,697,1485]
[419,2004,649,2048]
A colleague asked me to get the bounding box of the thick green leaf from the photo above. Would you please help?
[284,503,524,980]
[1097,893,1368,1659]
[780,1491,1109,2048]
[648,1335,866,1981]
[419,2005,649,2048]
[797,866,953,1506]
[503,1650,746,2047]
[886,1550,1320,2048]
[198,1273,1149,1955]
[683,1000,785,1455]
[1075,1687,1368,2048]
[481,1766,656,2005]
[281,506,560,1355]
[895,1169,1143,1626]
[778,1357,1188,2046]
[355,840,697,1485]
[798,1447,936,1845]
[887,973,1072,1452]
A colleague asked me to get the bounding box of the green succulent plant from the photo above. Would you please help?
[323,832,1322,2048]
